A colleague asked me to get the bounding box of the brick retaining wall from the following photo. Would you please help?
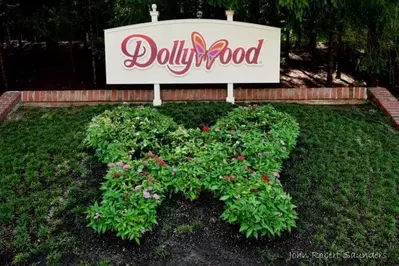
[0,91,21,121]
[21,87,367,103]
[368,87,399,128]
[2,87,398,129]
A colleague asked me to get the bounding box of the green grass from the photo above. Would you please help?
[274,104,399,264]
[0,102,398,265]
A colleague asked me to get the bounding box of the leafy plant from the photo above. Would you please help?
[208,0,243,10]
[86,105,300,242]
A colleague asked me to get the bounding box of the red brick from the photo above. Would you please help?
[48,91,56,102]
[117,90,123,101]
[22,91,28,102]
[123,90,128,102]
[275,89,281,100]
[102,90,108,101]
[338,87,344,99]
[88,90,94,101]
[81,90,87,101]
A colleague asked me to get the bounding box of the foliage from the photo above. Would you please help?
[274,103,399,264]
[208,0,244,10]
[1,0,399,90]
[85,106,179,163]
[0,105,112,264]
[1,102,399,265]
[86,105,299,242]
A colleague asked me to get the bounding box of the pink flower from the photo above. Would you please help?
[237,155,246,161]
[153,194,160,200]
[107,162,115,168]
[147,186,153,191]
[123,164,131,169]
[274,173,280,178]
[94,212,101,220]
[116,162,124,167]
[143,191,151,199]
[135,185,143,191]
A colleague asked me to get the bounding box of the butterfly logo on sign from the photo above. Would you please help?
[191,32,228,70]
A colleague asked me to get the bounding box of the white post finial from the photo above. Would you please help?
[150,4,159,22]
[150,4,161,105]
[226,10,234,22]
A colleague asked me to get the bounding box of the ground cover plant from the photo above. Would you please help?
[85,105,299,242]
[0,102,398,265]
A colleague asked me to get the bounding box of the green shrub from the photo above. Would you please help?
[87,105,300,242]
[85,106,179,163]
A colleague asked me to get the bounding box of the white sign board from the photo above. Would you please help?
[104,19,281,84]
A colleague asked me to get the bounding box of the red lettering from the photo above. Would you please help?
[120,32,264,76]
[220,48,232,65]
[157,48,170,65]
[246,40,264,64]
[233,47,245,64]
[169,41,179,65]
[121,34,157,68]
[175,41,185,65]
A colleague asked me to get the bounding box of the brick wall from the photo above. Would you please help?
[0,91,21,121]
[22,87,367,103]
[22,89,153,103]
[3,87,399,130]
[368,87,399,128]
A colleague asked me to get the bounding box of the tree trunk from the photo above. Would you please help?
[367,23,379,86]
[336,27,344,80]
[296,24,302,47]
[0,40,9,92]
[69,38,76,75]
[18,31,23,50]
[250,0,259,24]
[6,26,11,42]
[326,30,335,87]
[308,17,317,56]
[88,0,97,88]
[326,0,334,87]
[285,29,290,54]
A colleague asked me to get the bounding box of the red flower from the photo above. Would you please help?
[202,126,210,132]
[113,172,121,179]
[154,156,168,167]
[262,175,270,182]
[237,155,246,161]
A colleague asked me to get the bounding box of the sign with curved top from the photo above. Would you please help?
[104,19,281,84]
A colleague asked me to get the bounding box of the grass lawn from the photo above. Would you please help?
[0,102,398,265]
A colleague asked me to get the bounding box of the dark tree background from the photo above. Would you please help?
[0,0,398,95]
